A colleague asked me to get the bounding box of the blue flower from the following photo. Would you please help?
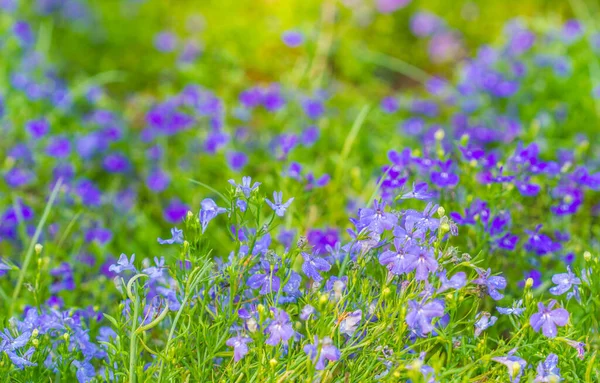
[265,191,294,217]
[301,252,331,282]
[199,198,227,233]
[229,176,261,198]
[158,227,184,245]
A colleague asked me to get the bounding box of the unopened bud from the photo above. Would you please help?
[186,211,194,221]
[525,278,534,289]
[434,129,445,141]
[584,251,592,262]
[437,206,445,217]
[32,338,39,347]
[440,223,450,234]
[319,294,328,305]
[63,333,70,342]
[269,358,278,368]
[382,287,391,296]
[257,304,265,314]
[34,244,43,255]
[32,329,39,338]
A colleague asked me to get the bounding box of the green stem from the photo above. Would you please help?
[10,179,62,317]
[129,291,140,383]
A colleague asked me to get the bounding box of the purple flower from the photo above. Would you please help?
[226,151,248,171]
[302,99,324,119]
[158,227,184,245]
[300,305,316,321]
[339,309,362,337]
[474,312,497,337]
[437,271,467,293]
[229,176,261,198]
[103,153,130,173]
[379,239,415,275]
[534,354,561,382]
[226,334,252,362]
[164,199,189,224]
[26,119,49,138]
[46,136,71,158]
[265,191,294,217]
[146,170,170,192]
[4,168,34,188]
[497,300,525,316]
[406,299,444,335]
[303,336,340,370]
[359,200,397,234]
[530,300,569,338]
[549,266,581,300]
[410,12,442,37]
[109,254,137,274]
[497,233,519,251]
[492,352,526,383]
[473,268,506,300]
[265,308,294,346]
[12,21,33,45]
[380,97,399,113]
[154,31,177,52]
[399,182,435,200]
[247,262,280,295]
[413,246,438,281]
[282,30,304,47]
[0,330,36,369]
[430,160,459,188]
[301,252,331,282]
[199,198,227,233]
[72,360,96,383]
[376,0,411,13]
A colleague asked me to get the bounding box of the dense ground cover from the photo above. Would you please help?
[0,0,599,381]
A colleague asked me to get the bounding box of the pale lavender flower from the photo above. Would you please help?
[549,266,581,301]
[226,334,252,362]
[533,354,561,382]
[339,309,362,337]
[437,271,467,293]
[359,200,397,234]
[228,176,261,198]
[301,252,331,282]
[303,336,340,370]
[406,299,444,335]
[497,300,525,316]
[265,308,294,345]
[413,246,438,281]
[492,352,526,383]
[300,305,316,321]
[379,239,415,275]
[265,191,294,217]
[473,268,506,300]
[157,227,184,245]
[474,312,497,337]
[530,300,569,338]
[199,198,227,233]
[109,254,136,274]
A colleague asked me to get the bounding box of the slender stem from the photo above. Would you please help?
[10,179,62,317]
[129,291,140,383]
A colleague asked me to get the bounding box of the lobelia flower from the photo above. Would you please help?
[265,191,294,217]
[199,198,227,233]
[406,299,444,335]
[301,252,331,282]
[413,246,438,281]
[437,271,467,293]
[549,266,581,301]
[282,30,304,47]
[398,182,435,200]
[533,354,561,382]
[562,338,585,360]
[265,308,294,346]
[146,170,170,192]
[497,299,525,316]
[229,176,261,198]
[474,312,497,337]
[339,310,362,337]
[492,351,526,383]
[359,200,397,234]
[72,359,96,383]
[379,239,415,275]
[300,305,316,321]
[226,334,252,362]
[406,352,436,383]
[303,336,340,370]
[530,300,569,338]
[164,199,189,224]
[473,268,506,300]
[158,227,184,245]
[247,261,280,295]
[0,330,36,369]
[430,159,459,188]
[108,254,137,274]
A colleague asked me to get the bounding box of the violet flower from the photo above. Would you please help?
[303,336,340,370]
[530,300,569,338]
[265,191,294,217]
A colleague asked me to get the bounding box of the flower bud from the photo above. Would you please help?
[63,333,70,342]
[434,129,445,141]
[382,287,391,297]
[32,339,39,347]
[437,206,446,217]
[511,361,521,378]
[269,358,278,368]
[32,329,39,338]
[34,244,43,255]
[257,304,265,314]
[319,294,329,305]
[584,251,592,262]
[525,278,533,289]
